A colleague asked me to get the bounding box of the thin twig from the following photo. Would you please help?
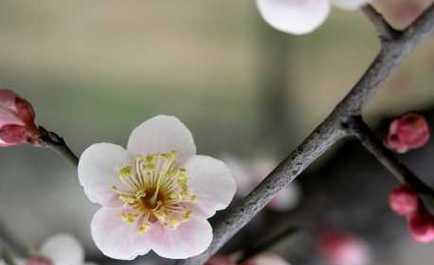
[237,226,300,264]
[344,116,434,196]
[177,4,434,265]
[38,126,79,167]
[361,5,401,40]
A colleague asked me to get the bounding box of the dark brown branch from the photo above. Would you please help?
[361,5,401,40]
[38,126,79,167]
[344,116,434,197]
[178,4,434,265]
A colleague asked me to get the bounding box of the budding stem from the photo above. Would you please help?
[38,126,79,167]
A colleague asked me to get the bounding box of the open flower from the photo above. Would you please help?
[0,89,40,146]
[223,156,301,211]
[18,234,97,265]
[78,115,236,260]
[318,230,371,265]
[256,0,369,35]
[385,113,430,153]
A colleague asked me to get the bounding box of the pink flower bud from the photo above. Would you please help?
[26,256,53,265]
[385,113,430,153]
[389,185,419,216]
[407,210,434,243]
[0,89,40,146]
[319,231,371,265]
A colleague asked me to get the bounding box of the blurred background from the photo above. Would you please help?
[0,0,434,265]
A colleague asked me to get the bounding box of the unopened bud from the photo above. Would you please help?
[0,89,40,146]
[385,113,430,153]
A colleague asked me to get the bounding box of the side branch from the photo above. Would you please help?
[38,126,79,166]
[177,4,434,265]
[361,5,401,40]
[344,116,434,196]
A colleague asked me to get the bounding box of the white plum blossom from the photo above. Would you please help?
[12,234,97,265]
[256,0,370,35]
[223,155,301,211]
[78,115,236,260]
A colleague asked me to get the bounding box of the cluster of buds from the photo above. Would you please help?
[389,184,434,243]
[385,113,430,154]
[318,230,371,265]
[0,89,40,147]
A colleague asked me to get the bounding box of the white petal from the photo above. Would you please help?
[332,0,369,10]
[256,0,331,35]
[40,234,84,265]
[268,183,302,211]
[148,217,212,259]
[78,143,128,207]
[184,155,236,218]
[91,208,152,260]
[127,115,196,164]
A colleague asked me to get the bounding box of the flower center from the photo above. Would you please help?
[112,151,196,234]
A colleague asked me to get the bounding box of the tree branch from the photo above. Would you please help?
[38,126,79,167]
[344,116,434,196]
[177,4,434,265]
[361,5,401,40]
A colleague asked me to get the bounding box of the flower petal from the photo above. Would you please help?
[331,0,368,10]
[0,89,23,128]
[256,0,331,35]
[127,115,196,164]
[184,155,236,218]
[40,234,84,265]
[78,143,128,207]
[148,217,212,259]
[91,208,152,260]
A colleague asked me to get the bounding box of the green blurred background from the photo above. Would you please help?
[0,0,434,263]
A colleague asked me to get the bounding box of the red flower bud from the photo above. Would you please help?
[389,185,419,216]
[26,256,53,265]
[319,231,370,265]
[408,210,434,243]
[385,113,430,153]
[0,89,40,146]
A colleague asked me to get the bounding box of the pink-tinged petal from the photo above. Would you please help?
[332,0,369,10]
[319,231,371,265]
[222,156,257,196]
[245,253,290,265]
[268,183,301,211]
[0,89,24,128]
[184,155,236,218]
[78,143,128,207]
[40,234,84,265]
[91,208,152,260]
[256,0,331,35]
[148,217,213,259]
[127,115,196,164]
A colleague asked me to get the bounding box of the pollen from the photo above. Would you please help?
[112,151,196,234]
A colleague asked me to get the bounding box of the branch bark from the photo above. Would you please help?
[344,116,434,196]
[38,126,79,167]
[178,4,434,265]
